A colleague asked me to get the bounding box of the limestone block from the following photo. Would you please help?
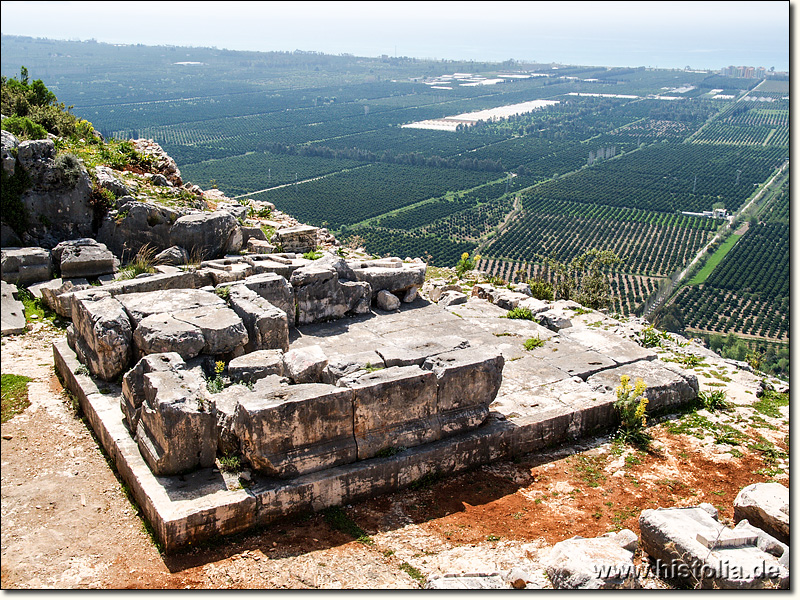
[1,280,26,335]
[283,345,329,383]
[587,361,698,412]
[121,352,186,432]
[228,285,289,352]
[376,337,470,368]
[71,294,133,381]
[228,349,285,384]
[136,368,218,476]
[544,535,640,589]
[0,246,53,286]
[340,366,440,459]
[537,309,572,331]
[639,506,788,589]
[290,266,347,325]
[311,252,356,281]
[272,224,318,253]
[132,313,206,360]
[232,383,356,478]
[376,290,401,311]
[172,305,249,356]
[402,286,418,303]
[425,574,508,589]
[322,351,384,384]
[438,290,468,307]
[169,210,239,260]
[154,246,189,266]
[422,346,504,435]
[517,297,551,315]
[240,272,295,323]
[247,239,277,254]
[734,483,789,544]
[351,264,426,300]
[55,239,117,279]
[116,288,225,327]
[341,280,372,315]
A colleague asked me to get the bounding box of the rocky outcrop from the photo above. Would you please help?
[169,210,241,260]
[132,139,182,187]
[14,138,94,246]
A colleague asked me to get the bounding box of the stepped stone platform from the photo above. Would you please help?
[54,295,699,552]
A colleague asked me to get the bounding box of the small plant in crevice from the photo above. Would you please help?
[206,360,227,394]
[503,306,534,321]
[614,375,651,450]
[218,454,243,473]
[214,286,231,301]
[117,244,156,280]
[523,336,545,351]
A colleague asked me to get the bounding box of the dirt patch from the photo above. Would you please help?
[0,324,789,588]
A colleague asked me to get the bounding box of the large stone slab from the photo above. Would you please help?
[351,264,426,300]
[136,368,218,476]
[116,288,225,328]
[232,383,356,478]
[639,506,788,589]
[228,349,285,384]
[290,266,347,325]
[340,366,440,459]
[1,280,26,335]
[272,225,318,253]
[376,337,470,368]
[169,210,239,259]
[564,327,658,366]
[734,483,789,544]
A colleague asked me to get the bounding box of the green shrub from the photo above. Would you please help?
[117,244,156,280]
[53,152,83,189]
[527,278,554,301]
[1,115,47,139]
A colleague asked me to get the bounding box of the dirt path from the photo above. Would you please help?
[1,324,789,589]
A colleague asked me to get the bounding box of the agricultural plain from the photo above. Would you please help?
[0,36,789,372]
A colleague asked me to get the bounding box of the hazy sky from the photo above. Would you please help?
[0,1,791,70]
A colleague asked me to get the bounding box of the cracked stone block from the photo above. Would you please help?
[172,305,249,356]
[116,288,225,328]
[422,346,504,436]
[544,534,641,589]
[438,290,468,307]
[283,345,328,384]
[340,365,439,460]
[70,294,133,381]
[587,361,698,411]
[272,225,318,253]
[351,264,426,300]
[228,349,284,384]
[376,337,470,368]
[639,506,788,589]
[232,383,356,478]
[121,352,186,433]
[132,312,206,360]
[228,285,289,352]
[240,272,295,324]
[734,482,789,544]
[136,368,218,476]
[290,266,348,325]
[341,280,372,315]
